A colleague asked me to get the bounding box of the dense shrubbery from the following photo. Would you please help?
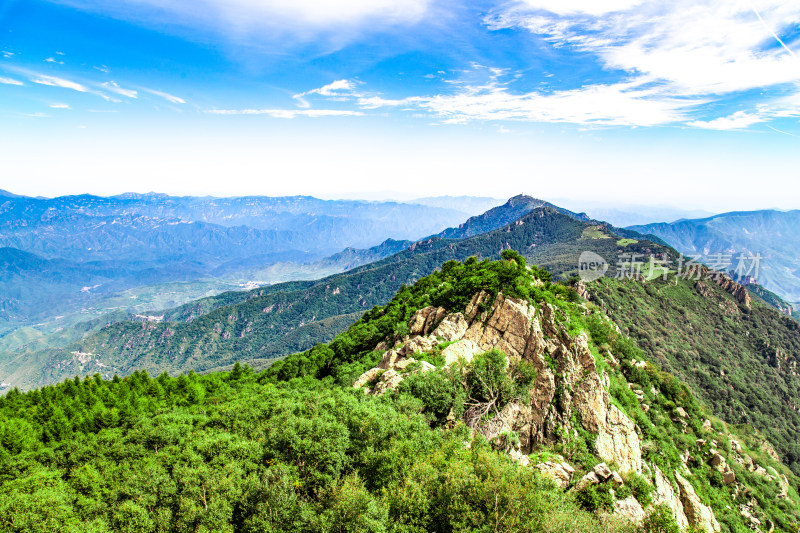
[0,366,644,533]
[3,255,800,532]
[593,276,800,477]
[397,349,536,428]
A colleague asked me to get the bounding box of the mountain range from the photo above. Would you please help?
[2,192,800,532]
[0,191,500,337]
[630,210,800,313]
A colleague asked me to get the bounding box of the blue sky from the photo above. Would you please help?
[1,0,799,210]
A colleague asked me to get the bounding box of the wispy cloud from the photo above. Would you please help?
[485,0,800,128]
[49,103,71,109]
[19,70,120,102]
[52,0,430,52]
[0,77,24,86]
[103,81,138,98]
[143,88,186,104]
[206,108,363,118]
[688,111,764,130]
[294,69,703,126]
[31,74,88,92]
[1,51,14,58]
[45,57,64,65]
[516,0,644,16]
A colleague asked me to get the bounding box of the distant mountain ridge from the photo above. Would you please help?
[2,205,672,390]
[629,209,800,308]
[315,195,589,272]
[0,191,490,334]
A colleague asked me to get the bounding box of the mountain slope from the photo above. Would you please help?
[435,194,589,240]
[3,207,670,390]
[2,254,797,533]
[590,273,800,476]
[629,210,800,308]
[310,194,585,274]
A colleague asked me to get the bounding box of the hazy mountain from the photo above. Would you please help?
[0,192,485,334]
[313,195,590,273]
[629,210,800,308]
[548,198,715,227]
[2,205,672,390]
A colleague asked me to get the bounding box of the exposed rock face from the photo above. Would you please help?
[355,290,643,474]
[353,367,382,388]
[595,405,642,474]
[614,496,646,525]
[462,293,542,360]
[652,465,689,530]
[441,339,481,366]
[356,357,434,395]
[535,460,575,488]
[675,473,721,533]
[408,306,448,336]
[712,274,751,309]
[432,312,468,341]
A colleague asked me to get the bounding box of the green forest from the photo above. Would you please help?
[2,253,799,532]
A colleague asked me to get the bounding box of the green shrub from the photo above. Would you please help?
[625,472,653,507]
[397,369,464,424]
[641,503,680,533]
[576,482,614,513]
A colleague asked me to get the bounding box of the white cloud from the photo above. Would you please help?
[487,0,800,127]
[0,77,24,86]
[294,79,362,107]
[517,0,645,16]
[103,81,138,98]
[206,108,363,118]
[298,70,701,126]
[31,74,88,92]
[415,80,703,126]
[1,51,13,58]
[94,65,110,73]
[49,103,71,109]
[688,111,764,130]
[17,70,119,101]
[45,57,64,65]
[304,79,358,96]
[144,88,186,104]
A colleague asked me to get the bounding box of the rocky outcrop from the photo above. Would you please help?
[615,496,646,525]
[651,465,689,530]
[432,312,469,341]
[408,306,447,336]
[595,405,642,474]
[355,290,642,475]
[675,473,721,533]
[441,339,481,366]
[534,460,575,488]
[355,356,435,395]
[712,274,751,309]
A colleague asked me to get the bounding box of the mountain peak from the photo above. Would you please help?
[0,189,25,198]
